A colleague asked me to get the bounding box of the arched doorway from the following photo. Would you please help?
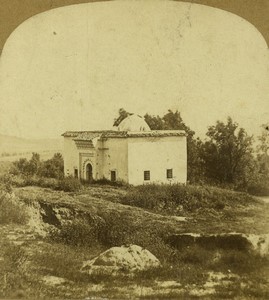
[86,163,93,182]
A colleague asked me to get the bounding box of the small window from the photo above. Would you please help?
[74,168,78,178]
[144,170,150,181]
[111,170,116,182]
[167,169,173,179]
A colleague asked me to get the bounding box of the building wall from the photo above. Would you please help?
[63,137,79,177]
[63,134,187,185]
[100,138,128,182]
[63,137,97,179]
[79,150,96,180]
[127,136,187,185]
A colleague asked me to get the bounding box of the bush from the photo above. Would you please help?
[247,181,269,196]
[1,173,82,193]
[50,219,98,247]
[12,153,41,176]
[11,152,64,180]
[57,176,82,192]
[177,245,212,264]
[0,243,28,298]
[122,184,254,214]
[0,174,13,193]
[38,153,64,179]
[216,250,267,274]
[0,191,28,225]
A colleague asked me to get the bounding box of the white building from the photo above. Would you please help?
[62,115,187,185]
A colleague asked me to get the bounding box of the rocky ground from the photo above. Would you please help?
[0,185,269,299]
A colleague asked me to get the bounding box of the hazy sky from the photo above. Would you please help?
[0,0,268,139]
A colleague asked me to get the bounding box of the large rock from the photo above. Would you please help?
[167,233,269,256]
[245,233,269,256]
[81,245,160,275]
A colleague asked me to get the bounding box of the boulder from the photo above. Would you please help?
[81,245,160,275]
[245,233,269,256]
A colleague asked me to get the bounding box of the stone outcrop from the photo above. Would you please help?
[81,245,160,275]
[167,233,269,256]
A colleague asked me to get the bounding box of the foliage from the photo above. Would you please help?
[57,176,82,192]
[1,173,81,193]
[50,219,98,247]
[121,183,255,213]
[38,153,64,179]
[0,190,28,225]
[249,125,269,195]
[81,177,125,187]
[11,152,64,180]
[11,152,41,176]
[0,243,28,298]
[32,242,97,284]
[113,108,133,127]
[113,109,269,194]
[200,117,254,186]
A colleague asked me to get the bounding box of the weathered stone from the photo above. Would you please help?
[42,275,66,286]
[244,233,269,256]
[167,232,269,255]
[81,245,160,275]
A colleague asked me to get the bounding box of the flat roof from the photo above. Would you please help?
[62,130,186,140]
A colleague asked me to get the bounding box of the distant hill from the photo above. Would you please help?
[0,134,63,159]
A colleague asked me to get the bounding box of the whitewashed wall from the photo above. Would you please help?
[127,136,187,185]
[100,138,128,182]
[63,137,97,179]
[63,135,187,185]
[63,137,79,177]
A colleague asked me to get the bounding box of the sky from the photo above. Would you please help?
[0,0,268,139]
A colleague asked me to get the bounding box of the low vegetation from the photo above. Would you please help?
[0,106,268,298]
[0,180,28,225]
[0,173,82,193]
[121,183,256,214]
[0,179,268,298]
[116,109,269,196]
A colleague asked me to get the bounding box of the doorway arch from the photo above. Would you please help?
[86,163,93,182]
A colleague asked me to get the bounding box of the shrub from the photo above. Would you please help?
[50,219,98,247]
[177,245,212,265]
[0,243,28,298]
[0,191,28,225]
[12,153,41,176]
[0,174,13,193]
[96,211,134,247]
[247,181,269,196]
[122,184,256,214]
[95,211,175,262]
[38,153,64,179]
[11,153,64,180]
[57,176,82,192]
[215,250,267,274]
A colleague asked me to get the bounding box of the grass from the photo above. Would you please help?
[0,180,268,298]
[0,191,28,225]
[121,183,256,214]
[0,174,82,192]
[0,242,29,299]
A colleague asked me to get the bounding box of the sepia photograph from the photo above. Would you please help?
[0,0,269,298]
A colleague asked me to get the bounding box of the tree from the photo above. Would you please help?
[201,117,254,186]
[12,152,41,176]
[38,153,64,179]
[28,152,41,175]
[113,108,132,127]
[144,114,164,130]
[248,124,269,194]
